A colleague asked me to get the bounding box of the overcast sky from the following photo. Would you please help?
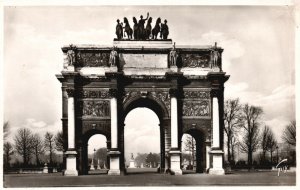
[3,6,295,156]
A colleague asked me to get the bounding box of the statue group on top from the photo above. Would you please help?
[115,12,169,40]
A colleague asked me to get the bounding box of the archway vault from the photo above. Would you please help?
[56,39,229,176]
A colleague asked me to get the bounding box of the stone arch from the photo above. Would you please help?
[181,128,206,173]
[80,129,110,175]
[120,96,168,172]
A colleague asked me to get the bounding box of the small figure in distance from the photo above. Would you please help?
[133,17,139,40]
[115,19,123,40]
[160,19,169,40]
[152,17,161,39]
[123,17,133,39]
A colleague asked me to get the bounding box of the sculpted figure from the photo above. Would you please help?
[123,17,133,39]
[169,43,177,66]
[133,17,139,40]
[66,49,75,66]
[138,12,149,40]
[115,19,123,40]
[109,47,118,66]
[145,17,152,39]
[152,17,161,39]
[211,43,220,68]
[160,19,169,39]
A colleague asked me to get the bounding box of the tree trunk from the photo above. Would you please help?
[270,151,273,165]
[227,135,231,163]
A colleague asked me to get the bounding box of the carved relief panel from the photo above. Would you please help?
[181,53,211,68]
[76,51,110,67]
[77,89,110,118]
[183,89,211,118]
[77,100,110,118]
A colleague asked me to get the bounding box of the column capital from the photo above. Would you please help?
[66,88,75,97]
[109,88,118,98]
[210,89,221,98]
[169,88,179,97]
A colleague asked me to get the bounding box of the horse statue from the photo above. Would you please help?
[160,19,169,40]
[115,19,123,40]
[145,17,152,39]
[123,17,133,39]
[152,17,161,39]
[133,17,139,40]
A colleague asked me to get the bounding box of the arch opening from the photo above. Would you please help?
[181,129,206,174]
[84,133,109,175]
[122,96,167,174]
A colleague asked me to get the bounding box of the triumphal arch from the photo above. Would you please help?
[56,22,229,176]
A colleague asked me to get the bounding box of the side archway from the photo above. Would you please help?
[80,129,110,175]
[181,129,206,173]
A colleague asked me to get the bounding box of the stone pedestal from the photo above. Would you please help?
[209,150,225,175]
[90,159,95,170]
[64,150,78,176]
[169,150,182,175]
[108,150,121,175]
[43,163,48,173]
[129,159,135,168]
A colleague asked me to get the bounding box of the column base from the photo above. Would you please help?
[169,150,182,175]
[108,169,121,175]
[64,169,79,176]
[108,150,121,176]
[209,168,225,175]
[209,149,225,175]
[64,150,78,176]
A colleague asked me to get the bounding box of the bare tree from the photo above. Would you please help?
[184,135,196,166]
[44,132,55,165]
[32,134,44,166]
[4,142,14,169]
[3,121,10,140]
[239,104,263,169]
[261,125,271,162]
[266,131,277,164]
[14,128,34,166]
[54,131,64,152]
[224,98,242,163]
[282,120,296,146]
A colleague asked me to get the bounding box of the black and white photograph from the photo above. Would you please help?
[1,0,298,187]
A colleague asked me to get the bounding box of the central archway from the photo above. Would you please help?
[120,97,168,173]
[124,108,160,173]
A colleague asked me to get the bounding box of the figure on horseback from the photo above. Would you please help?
[145,17,152,39]
[133,17,139,40]
[115,19,123,40]
[160,19,169,39]
[123,17,133,39]
[152,17,161,39]
[138,12,149,40]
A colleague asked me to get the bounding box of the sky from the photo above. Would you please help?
[3,6,296,156]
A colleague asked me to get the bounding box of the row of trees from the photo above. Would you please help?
[224,98,296,168]
[134,152,160,167]
[3,123,63,169]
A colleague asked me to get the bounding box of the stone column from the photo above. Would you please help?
[209,90,224,175]
[169,89,182,175]
[108,88,121,175]
[64,88,78,176]
[205,141,211,173]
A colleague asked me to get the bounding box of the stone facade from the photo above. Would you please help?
[56,40,229,176]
